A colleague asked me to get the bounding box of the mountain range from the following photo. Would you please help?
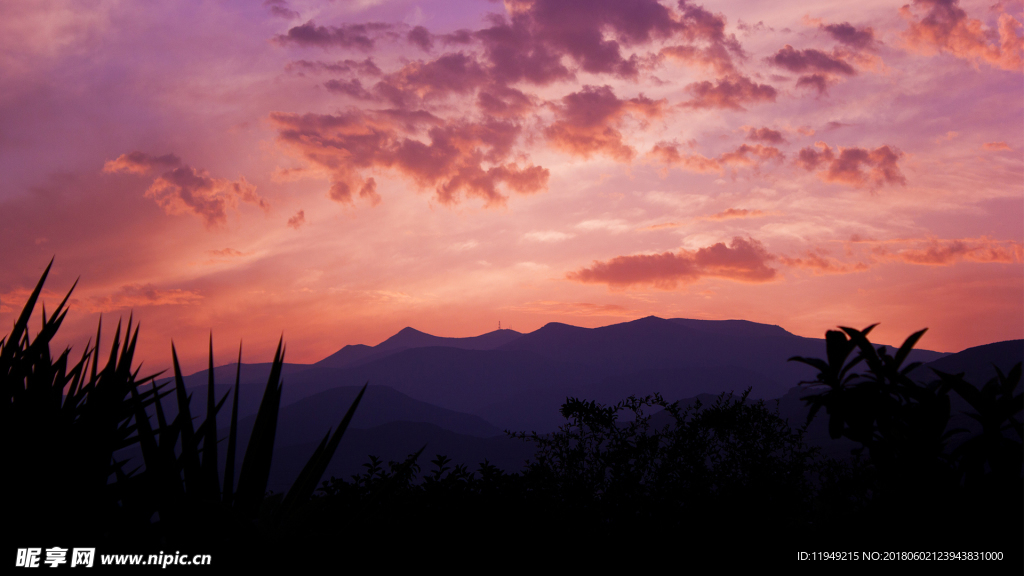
[161,316,1021,490]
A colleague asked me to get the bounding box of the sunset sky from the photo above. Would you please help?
[1,0,1021,374]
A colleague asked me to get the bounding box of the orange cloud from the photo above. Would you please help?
[144,166,268,228]
[901,0,1024,71]
[983,141,1012,150]
[648,142,783,174]
[287,210,306,229]
[880,238,1023,265]
[567,236,777,289]
[779,251,870,274]
[703,208,767,220]
[103,152,181,174]
[106,151,269,228]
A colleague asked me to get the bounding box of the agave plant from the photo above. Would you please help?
[2,260,161,542]
[2,260,366,551]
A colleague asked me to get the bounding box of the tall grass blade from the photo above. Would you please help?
[201,334,220,497]
[171,344,202,494]
[223,342,242,505]
[235,337,285,519]
[278,383,368,521]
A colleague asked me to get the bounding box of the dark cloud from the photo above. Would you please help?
[323,78,374,99]
[143,165,269,228]
[373,52,491,107]
[659,2,745,73]
[795,73,832,95]
[408,26,433,51]
[682,75,777,110]
[270,111,547,207]
[441,29,474,45]
[567,236,777,288]
[471,0,743,84]
[474,15,573,85]
[274,21,393,50]
[544,85,664,160]
[477,85,533,118]
[796,142,906,188]
[821,22,876,49]
[769,45,856,75]
[746,127,786,144]
[264,0,299,20]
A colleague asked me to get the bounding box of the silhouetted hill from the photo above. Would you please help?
[179,316,949,434]
[916,339,1023,384]
[315,327,523,368]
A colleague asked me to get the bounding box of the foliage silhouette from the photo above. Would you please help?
[790,325,1022,547]
[2,261,366,561]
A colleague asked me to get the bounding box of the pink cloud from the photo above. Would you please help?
[544,85,665,160]
[703,208,768,220]
[769,45,857,75]
[567,236,777,288]
[746,127,786,144]
[87,283,203,312]
[323,78,374,99]
[287,210,305,229]
[881,238,1023,265]
[408,25,433,51]
[105,152,269,228]
[374,52,491,107]
[718,143,784,166]
[769,44,857,94]
[144,166,268,228]
[264,0,299,20]
[682,75,777,110]
[103,152,181,175]
[648,142,782,173]
[796,142,906,188]
[271,111,547,206]
[821,21,876,50]
[983,141,1012,150]
[285,59,382,76]
[901,0,1024,71]
[779,251,870,274]
[273,20,394,50]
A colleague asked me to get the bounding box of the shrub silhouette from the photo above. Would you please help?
[791,325,1022,547]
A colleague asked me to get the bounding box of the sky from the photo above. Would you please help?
[1,0,1021,374]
